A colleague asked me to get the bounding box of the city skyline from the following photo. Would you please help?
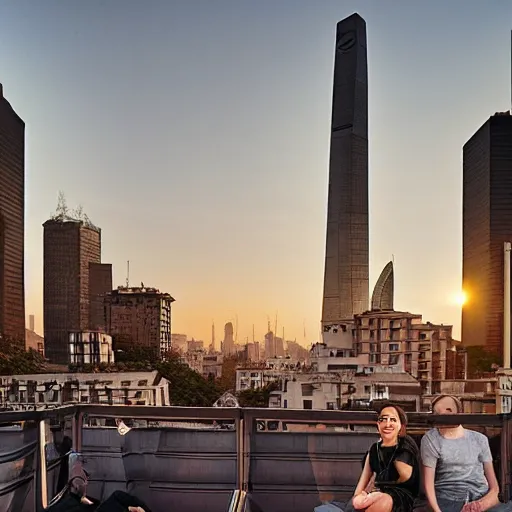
[2,1,512,344]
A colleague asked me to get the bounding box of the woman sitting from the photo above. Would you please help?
[351,403,421,512]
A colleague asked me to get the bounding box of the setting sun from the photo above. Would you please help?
[454,291,468,307]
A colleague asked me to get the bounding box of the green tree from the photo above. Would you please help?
[0,336,46,375]
[156,350,223,406]
[465,346,501,377]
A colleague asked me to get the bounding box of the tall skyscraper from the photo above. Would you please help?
[222,322,235,355]
[43,208,102,363]
[462,112,512,364]
[321,14,369,327]
[0,84,25,343]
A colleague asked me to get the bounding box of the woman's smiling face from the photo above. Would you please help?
[377,406,401,443]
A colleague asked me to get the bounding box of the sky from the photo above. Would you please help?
[1,0,511,346]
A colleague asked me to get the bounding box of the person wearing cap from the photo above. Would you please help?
[351,402,421,512]
[420,394,508,512]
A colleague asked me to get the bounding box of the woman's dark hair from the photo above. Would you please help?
[376,402,408,437]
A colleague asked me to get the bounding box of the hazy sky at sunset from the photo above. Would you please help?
[1,0,511,345]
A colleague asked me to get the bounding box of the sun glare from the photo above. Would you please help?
[454,291,467,307]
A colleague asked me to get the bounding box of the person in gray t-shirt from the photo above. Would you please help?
[420,395,501,512]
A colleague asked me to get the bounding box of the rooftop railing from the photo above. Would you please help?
[0,405,510,512]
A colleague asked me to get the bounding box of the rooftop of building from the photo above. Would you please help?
[356,309,422,319]
[109,285,175,301]
[0,83,24,125]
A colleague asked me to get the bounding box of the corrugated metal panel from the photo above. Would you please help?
[0,426,38,512]
[248,432,377,512]
[81,427,237,512]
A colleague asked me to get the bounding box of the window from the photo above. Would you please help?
[301,384,314,396]
[284,399,288,408]
[389,343,399,352]
[326,402,335,410]
[389,355,399,365]
[303,399,313,409]
[364,385,371,393]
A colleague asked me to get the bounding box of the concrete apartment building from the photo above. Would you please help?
[0,84,25,343]
[268,369,421,412]
[105,286,174,357]
[462,112,512,365]
[43,212,111,364]
[0,371,169,409]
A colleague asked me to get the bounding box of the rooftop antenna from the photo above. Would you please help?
[126,261,130,288]
[392,254,395,265]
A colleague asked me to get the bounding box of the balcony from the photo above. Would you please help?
[0,406,510,512]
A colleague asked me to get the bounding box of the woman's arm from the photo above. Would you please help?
[354,454,373,497]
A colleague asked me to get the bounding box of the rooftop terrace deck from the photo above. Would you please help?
[0,405,510,512]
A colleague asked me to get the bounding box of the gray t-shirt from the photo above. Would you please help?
[420,428,492,501]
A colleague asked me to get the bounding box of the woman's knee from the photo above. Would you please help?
[366,493,393,512]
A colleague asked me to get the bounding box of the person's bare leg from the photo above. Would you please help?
[353,492,388,510]
[366,493,393,512]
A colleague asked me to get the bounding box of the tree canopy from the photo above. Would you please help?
[0,336,46,376]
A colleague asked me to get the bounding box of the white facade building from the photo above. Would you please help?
[68,331,114,365]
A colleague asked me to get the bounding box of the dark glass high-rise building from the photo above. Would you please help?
[43,217,101,363]
[0,84,25,343]
[462,112,512,364]
[322,14,369,327]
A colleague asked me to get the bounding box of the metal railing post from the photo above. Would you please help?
[37,419,48,511]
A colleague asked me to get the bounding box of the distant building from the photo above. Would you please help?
[222,322,235,355]
[171,333,187,353]
[0,84,25,344]
[203,353,223,379]
[268,370,421,412]
[0,371,169,409]
[43,206,108,364]
[319,309,465,395]
[88,263,112,331]
[187,339,204,352]
[286,340,310,362]
[68,331,114,366]
[496,368,512,414]
[105,286,174,357]
[462,112,512,365]
[319,261,466,394]
[181,350,223,379]
[243,342,260,362]
[25,328,44,355]
[264,331,285,358]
